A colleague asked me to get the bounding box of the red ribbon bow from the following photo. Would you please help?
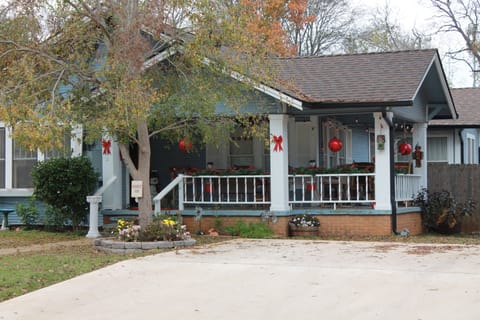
[272,135,283,152]
[102,139,111,155]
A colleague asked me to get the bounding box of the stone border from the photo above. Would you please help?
[94,238,196,254]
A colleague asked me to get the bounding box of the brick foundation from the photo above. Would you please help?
[181,211,422,237]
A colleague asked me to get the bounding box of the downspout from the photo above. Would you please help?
[382,111,399,235]
[458,130,464,164]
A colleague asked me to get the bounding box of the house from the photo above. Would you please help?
[0,49,457,236]
[428,88,480,164]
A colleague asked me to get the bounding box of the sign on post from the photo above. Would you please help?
[131,180,143,198]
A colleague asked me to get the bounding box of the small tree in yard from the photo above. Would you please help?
[32,157,97,231]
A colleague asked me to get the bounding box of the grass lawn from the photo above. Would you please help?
[1,229,480,303]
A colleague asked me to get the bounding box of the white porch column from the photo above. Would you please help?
[374,112,392,210]
[269,114,290,211]
[412,123,428,189]
[102,138,123,210]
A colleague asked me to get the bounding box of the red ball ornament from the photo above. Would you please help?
[398,142,412,156]
[328,137,343,152]
[179,138,193,152]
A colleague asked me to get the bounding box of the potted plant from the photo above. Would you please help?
[288,214,320,237]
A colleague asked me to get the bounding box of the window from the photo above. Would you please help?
[229,128,254,167]
[13,140,37,188]
[43,133,72,159]
[466,134,476,164]
[427,137,448,162]
[323,121,351,168]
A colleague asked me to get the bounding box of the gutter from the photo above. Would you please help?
[382,111,399,235]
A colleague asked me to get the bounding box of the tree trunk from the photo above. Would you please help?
[118,120,153,228]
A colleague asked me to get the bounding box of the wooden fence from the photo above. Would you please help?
[428,163,480,233]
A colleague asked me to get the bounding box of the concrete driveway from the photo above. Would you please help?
[1,239,480,320]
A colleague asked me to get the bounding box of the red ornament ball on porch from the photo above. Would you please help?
[399,142,412,156]
[328,137,343,152]
[178,138,193,152]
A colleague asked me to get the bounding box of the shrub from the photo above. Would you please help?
[43,205,68,231]
[224,220,273,238]
[16,198,39,229]
[32,157,97,231]
[413,188,476,234]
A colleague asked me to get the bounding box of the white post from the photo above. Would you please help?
[86,195,102,238]
[269,114,290,211]
[102,138,123,210]
[178,175,184,211]
[412,123,428,189]
[374,112,392,210]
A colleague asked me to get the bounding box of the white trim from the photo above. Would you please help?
[0,189,33,197]
[5,126,12,189]
[229,70,303,110]
[142,47,178,71]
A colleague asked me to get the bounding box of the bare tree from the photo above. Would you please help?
[283,0,355,56]
[342,3,430,53]
[429,0,480,85]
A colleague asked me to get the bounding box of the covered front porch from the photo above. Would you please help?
[98,50,455,236]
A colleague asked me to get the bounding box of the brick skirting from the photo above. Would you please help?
[181,211,422,237]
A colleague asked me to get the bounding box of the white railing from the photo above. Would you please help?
[395,174,422,203]
[182,175,270,205]
[153,174,184,214]
[155,173,420,210]
[289,173,375,209]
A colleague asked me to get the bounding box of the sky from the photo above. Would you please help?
[353,0,473,88]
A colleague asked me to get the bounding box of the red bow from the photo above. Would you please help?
[272,135,283,152]
[102,139,111,155]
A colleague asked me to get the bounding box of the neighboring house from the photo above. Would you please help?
[0,49,457,236]
[428,88,480,164]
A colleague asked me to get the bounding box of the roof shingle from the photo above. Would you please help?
[430,88,480,127]
[270,50,438,105]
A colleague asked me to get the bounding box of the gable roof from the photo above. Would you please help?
[430,88,480,127]
[270,49,455,114]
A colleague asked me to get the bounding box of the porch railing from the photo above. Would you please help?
[289,173,375,209]
[395,174,422,203]
[182,175,271,205]
[155,173,420,210]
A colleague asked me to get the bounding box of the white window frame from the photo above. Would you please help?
[0,123,83,195]
[465,133,476,164]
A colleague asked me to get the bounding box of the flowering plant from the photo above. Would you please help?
[289,214,320,227]
[115,219,141,241]
[140,214,191,241]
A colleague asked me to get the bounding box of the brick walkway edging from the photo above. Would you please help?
[94,238,196,254]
